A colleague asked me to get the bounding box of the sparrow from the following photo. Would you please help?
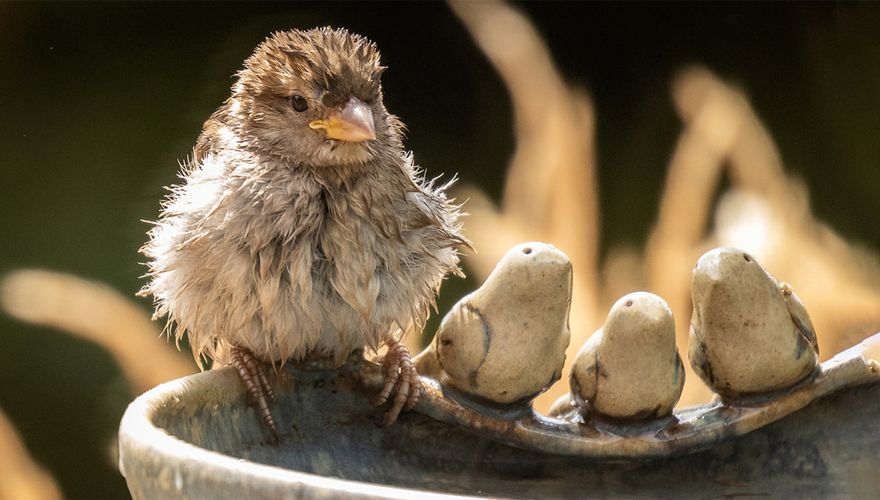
[139,27,468,441]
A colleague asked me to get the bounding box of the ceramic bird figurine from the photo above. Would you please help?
[140,28,468,440]
[415,242,571,405]
[567,292,684,420]
[689,247,818,399]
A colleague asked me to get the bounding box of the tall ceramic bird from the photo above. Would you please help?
[140,28,468,440]
[689,247,818,399]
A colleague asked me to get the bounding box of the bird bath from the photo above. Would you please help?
[119,335,880,499]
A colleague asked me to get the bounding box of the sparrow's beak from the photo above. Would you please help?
[309,97,377,142]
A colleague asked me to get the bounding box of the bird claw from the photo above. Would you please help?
[374,339,421,426]
[230,346,279,444]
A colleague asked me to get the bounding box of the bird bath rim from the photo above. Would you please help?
[118,362,472,500]
[118,334,880,499]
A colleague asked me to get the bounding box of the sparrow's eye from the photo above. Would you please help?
[290,95,308,112]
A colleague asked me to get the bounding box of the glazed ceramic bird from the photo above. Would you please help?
[140,28,468,440]
[689,247,818,399]
[568,292,684,420]
[415,242,571,405]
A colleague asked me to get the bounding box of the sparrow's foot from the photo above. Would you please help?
[229,346,279,444]
[374,339,421,426]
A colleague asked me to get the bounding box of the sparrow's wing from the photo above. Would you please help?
[193,102,232,165]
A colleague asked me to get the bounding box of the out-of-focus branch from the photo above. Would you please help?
[645,67,745,404]
[449,0,600,411]
[646,67,880,405]
[647,67,738,273]
[449,0,599,310]
[0,270,195,394]
[450,0,880,410]
[0,407,62,500]
[683,69,880,358]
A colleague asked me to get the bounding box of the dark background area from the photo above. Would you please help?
[1,2,878,497]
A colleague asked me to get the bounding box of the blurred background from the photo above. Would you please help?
[1,2,879,498]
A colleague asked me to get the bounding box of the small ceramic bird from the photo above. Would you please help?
[140,28,468,439]
[568,292,684,420]
[415,242,571,405]
[689,247,818,399]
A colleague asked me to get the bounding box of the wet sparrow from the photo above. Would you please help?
[140,28,468,440]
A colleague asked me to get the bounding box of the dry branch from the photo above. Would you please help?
[0,270,195,394]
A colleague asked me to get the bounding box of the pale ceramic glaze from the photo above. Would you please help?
[689,247,818,398]
[569,292,684,419]
[118,339,880,498]
[416,242,572,404]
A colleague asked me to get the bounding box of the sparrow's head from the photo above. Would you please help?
[229,28,399,167]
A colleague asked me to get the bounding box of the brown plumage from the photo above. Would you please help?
[140,28,468,439]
